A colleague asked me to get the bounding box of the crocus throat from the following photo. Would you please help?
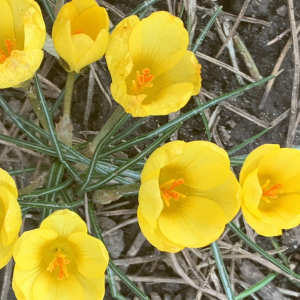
[160,178,186,207]
[47,249,70,280]
[75,26,85,34]
[130,68,154,95]
[0,39,15,64]
[261,179,283,203]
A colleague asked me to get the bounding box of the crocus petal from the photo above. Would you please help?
[147,51,201,98]
[158,196,226,247]
[239,144,280,186]
[0,0,15,43]
[0,168,18,198]
[138,179,163,228]
[14,229,58,270]
[258,148,300,193]
[242,205,281,236]
[33,270,84,300]
[72,0,98,14]
[260,194,300,229]
[137,208,183,253]
[23,5,46,49]
[196,172,241,222]
[0,49,43,88]
[71,33,93,62]
[68,232,109,278]
[13,264,41,300]
[40,209,87,238]
[106,15,139,72]
[0,237,16,269]
[74,29,109,73]
[242,168,262,219]
[161,141,230,190]
[141,141,185,182]
[128,11,188,77]
[0,187,21,246]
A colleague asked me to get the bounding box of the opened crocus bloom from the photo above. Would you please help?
[0,168,21,268]
[240,144,300,236]
[52,0,109,73]
[0,0,45,88]
[138,141,241,252]
[106,11,201,117]
[13,209,109,300]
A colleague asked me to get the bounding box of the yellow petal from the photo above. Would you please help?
[141,141,185,182]
[137,82,194,117]
[161,141,230,190]
[72,6,109,40]
[74,29,109,73]
[33,270,84,300]
[128,11,188,77]
[23,5,46,50]
[196,172,241,222]
[71,33,94,62]
[0,187,21,246]
[260,194,300,229]
[68,232,108,278]
[258,148,300,193]
[0,0,15,44]
[146,51,201,99]
[106,15,139,71]
[13,264,41,300]
[242,168,262,219]
[138,179,163,228]
[40,209,87,238]
[242,205,281,236]
[158,196,226,247]
[137,208,183,253]
[72,0,98,14]
[240,144,280,186]
[14,228,58,270]
[0,49,43,88]
[0,168,18,198]
[0,237,16,269]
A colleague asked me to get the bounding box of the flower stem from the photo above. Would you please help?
[21,82,48,130]
[63,71,76,118]
[86,105,128,156]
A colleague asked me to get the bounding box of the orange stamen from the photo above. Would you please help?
[0,39,16,64]
[160,178,186,207]
[47,249,70,280]
[130,68,154,95]
[75,26,85,34]
[261,180,283,203]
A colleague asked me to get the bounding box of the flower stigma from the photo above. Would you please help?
[261,179,283,203]
[75,26,85,34]
[47,248,70,280]
[130,68,154,95]
[0,39,16,64]
[160,178,186,207]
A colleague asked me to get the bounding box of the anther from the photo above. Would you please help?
[130,68,154,95]
[261,180,283,203]
[47,249,70,280]
[160,178,186,207]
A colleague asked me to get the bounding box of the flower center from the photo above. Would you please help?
[261,179,283,203]
[47,248,70,280]
[75,26,85,34]
[129,68,154,95]
[160,178,186,207]
[0,39,15,64]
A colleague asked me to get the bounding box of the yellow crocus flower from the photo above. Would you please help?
[240,144,300,236]
[106,11,202,117]
[13,209,109,300]
[0,0,45,88]
[137,141,241,252]
[52,0,109,73]
[0,168,22,268]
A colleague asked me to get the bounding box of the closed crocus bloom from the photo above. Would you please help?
[0,168,21,268]
[106,11,201,117]
[13,209,109,300]
[138,141,241,252]
[52,0,109,73]
[240,144,300,236]
[0,0,45,88]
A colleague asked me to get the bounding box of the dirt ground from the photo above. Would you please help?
[1,0,300,299]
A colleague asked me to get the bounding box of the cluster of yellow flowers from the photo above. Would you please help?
[1,0,300,299]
